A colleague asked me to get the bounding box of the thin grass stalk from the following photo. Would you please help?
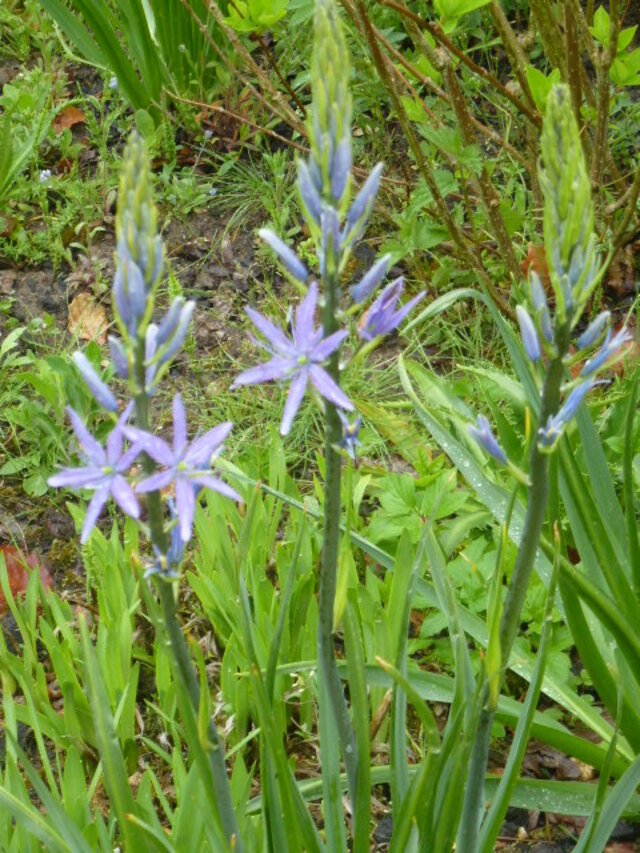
[345,0,514,319]
[204,0,305,134]
[565,1,584,130]
[558,443,637,620]
[488,0,536,110]
[379,0,540,126]
[400,19,532,169]
[623,376,640,596]
[529,0,567,74]
[355,3,533,168]
[254,34,307,117]
[441,63,522,284]
[591,0,620,190]
[178,0,306,136]
[343,595,371,851]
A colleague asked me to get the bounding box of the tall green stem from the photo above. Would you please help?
[458,344,567,850]
[155,582,241,850]
[318,269,359,805]
[132,339,242,851]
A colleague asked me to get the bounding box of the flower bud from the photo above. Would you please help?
[468,415,507,465]
[72,352,118,413]
[516,305,541,362]
[297,160,323,226]
[109,336,129,380]
[350,254,390,303]
[345,163,383,240]
[259,229,309,284]
[576,311,610,350]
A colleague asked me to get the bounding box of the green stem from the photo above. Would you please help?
[132,337,242,851]
[318,268,359,807]
[155,581,242,850]
[458,346,566,849]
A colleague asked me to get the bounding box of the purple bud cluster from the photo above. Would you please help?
[514,272,630,450]
[470,266,631,464]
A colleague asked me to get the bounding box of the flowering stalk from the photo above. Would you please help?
[460,85,629,849]
[312,0,360,807]
[49,135,242,851]
[121,142,242,852]
[231,0,425,825]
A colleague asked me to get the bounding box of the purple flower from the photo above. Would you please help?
[580,326,631,377]
[538,379,595,449]
[113,257,148,336]
[468,415,507,465]
[109,335,129,380]
[357,278,425,342]
[576,311,610,351]
[232,282,354,436]
[259,229,309,284]
[72,352,118,412]
[297,160,322,225]
[344,163,383,243]
[350,254,390,304]
[330,137,351,204]
[48,403,142,544]
[143,298,196,394]
[530,272,553,344]
[131,394,239,543]
[516,305,541,362]
[338,411,361,460]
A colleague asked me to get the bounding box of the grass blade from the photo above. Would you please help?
[79,618,150,853]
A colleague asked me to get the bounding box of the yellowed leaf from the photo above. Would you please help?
[68,293,108,344]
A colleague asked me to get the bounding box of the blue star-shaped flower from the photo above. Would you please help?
[232,281,353,435]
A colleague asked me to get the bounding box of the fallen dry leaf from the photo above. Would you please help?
[52,105,86,135]
[0,546,54,614]
[68,292,108,344]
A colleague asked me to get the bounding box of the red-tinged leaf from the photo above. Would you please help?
[0,546,54,614]
[52,106,86,135]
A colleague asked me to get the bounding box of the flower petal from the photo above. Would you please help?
[175,476,196,542]
[124,430,173,466]
[136,469,175,494]
[245,307,295,356]
[117,442,145,473]
[81,484,111,544]
[66,408,105,464]
[48,467,106,489]
[191,474,241,502]
[313,329,349,361]
[280,370,308,436]
[183,423,233,469]
[309,365,353,411]
[232,357,293,387]
[111,476,140,519]
[294,282,318,348]
[72,352,118,413]
[350,254,390,304]
[172,394,187,455]
[259,229,309,284]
